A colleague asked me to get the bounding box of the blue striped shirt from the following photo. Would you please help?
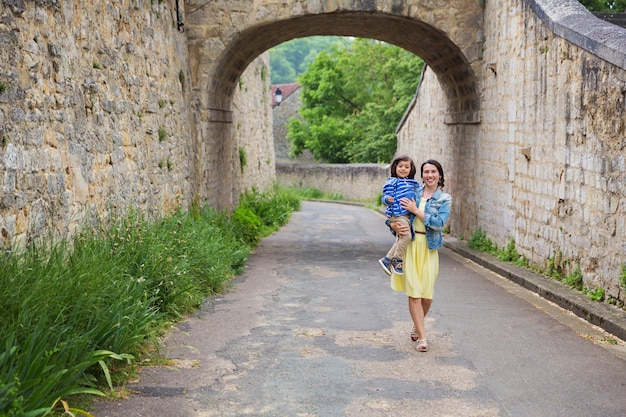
[382,177,420,217]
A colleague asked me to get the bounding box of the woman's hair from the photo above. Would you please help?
[390,155,417,179]
[421,159,445,189]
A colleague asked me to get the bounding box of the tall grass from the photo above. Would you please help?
[0,187,301,416]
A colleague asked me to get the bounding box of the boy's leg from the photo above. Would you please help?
[384,216,401,260]
[391,216,411,260]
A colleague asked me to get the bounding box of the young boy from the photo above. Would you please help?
[379,155,420,275]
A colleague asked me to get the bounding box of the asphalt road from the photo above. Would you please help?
[91,201,626,417]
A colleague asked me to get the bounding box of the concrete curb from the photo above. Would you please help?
[444,237,626,343]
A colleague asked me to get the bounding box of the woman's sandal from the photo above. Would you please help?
[410,326,419,342]
[416,339,428,352]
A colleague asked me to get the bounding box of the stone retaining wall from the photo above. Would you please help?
[276,163,388,202]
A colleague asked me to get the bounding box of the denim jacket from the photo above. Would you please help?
[386,186,451,250]
[416,186,452,250]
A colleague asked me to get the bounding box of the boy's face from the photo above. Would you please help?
[396,160,412,178]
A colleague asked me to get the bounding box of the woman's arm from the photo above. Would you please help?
[389,219,410,236]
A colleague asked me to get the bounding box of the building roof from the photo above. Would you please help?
[271,83,300,107]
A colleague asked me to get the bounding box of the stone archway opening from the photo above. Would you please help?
[209,12,480,125]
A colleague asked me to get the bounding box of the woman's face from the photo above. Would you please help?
[421,163,440,188]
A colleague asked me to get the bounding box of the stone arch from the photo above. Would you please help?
[209,12,481,125]
[186,1,484,209]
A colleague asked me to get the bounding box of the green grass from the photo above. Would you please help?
[281,186,344,201]
[157,126,168,142]
[0,186,302,416]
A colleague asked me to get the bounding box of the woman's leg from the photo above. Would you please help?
[421,298,432,319]
[408,297,425,339]
[408,297,433,339]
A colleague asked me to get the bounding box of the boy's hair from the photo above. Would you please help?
[390,155,417,179]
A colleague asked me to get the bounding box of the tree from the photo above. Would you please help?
[269,37,345,84]
[287,39,423,163]
[578,0,626,11]
[269,53,296,84]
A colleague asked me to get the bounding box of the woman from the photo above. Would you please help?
[389,159,451,352]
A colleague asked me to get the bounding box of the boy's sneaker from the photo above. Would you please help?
[391,258,404,275]
[378,257,392,276]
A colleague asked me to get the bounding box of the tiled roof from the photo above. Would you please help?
[271,83,300,106]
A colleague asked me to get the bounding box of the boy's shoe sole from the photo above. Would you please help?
[378,258,392,276]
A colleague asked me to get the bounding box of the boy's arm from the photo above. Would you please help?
[381,180,393,205]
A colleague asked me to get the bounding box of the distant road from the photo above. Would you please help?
[92,201,626,417]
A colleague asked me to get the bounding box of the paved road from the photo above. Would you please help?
[92,201,626,417]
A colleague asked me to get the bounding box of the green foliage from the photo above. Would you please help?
[464,228,626,308]
[239,147,248,173]
[287,38,423,163]
[230,206,262,246]
[0,187,303,416]
[545,250,566,280]
[279,186,346,201]
[0,80,8,94]
[578,0,626,11]
[295,187,325,200]
[467,231,528,267]
[585,286,605,301]
[619,263,626,289]
[602,337,618,345]
[237,186,301,236]
[467,228,497,254]
[178,70,186,89]
[269,36,344,84]
[158,126,168,142]
[563,266,584,290]
[498,238,519,262]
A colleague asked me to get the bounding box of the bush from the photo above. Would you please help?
[238,186,300,236]
[231,206,262,246]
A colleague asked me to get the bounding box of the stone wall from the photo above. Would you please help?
[273,89,298,162]
[233,54,275,195]
[397,0,626,302]
[276,163,388,202]
[273,87,315,163]
[0,0,271,246]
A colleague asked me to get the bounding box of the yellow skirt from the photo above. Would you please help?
[390,233,439,299]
